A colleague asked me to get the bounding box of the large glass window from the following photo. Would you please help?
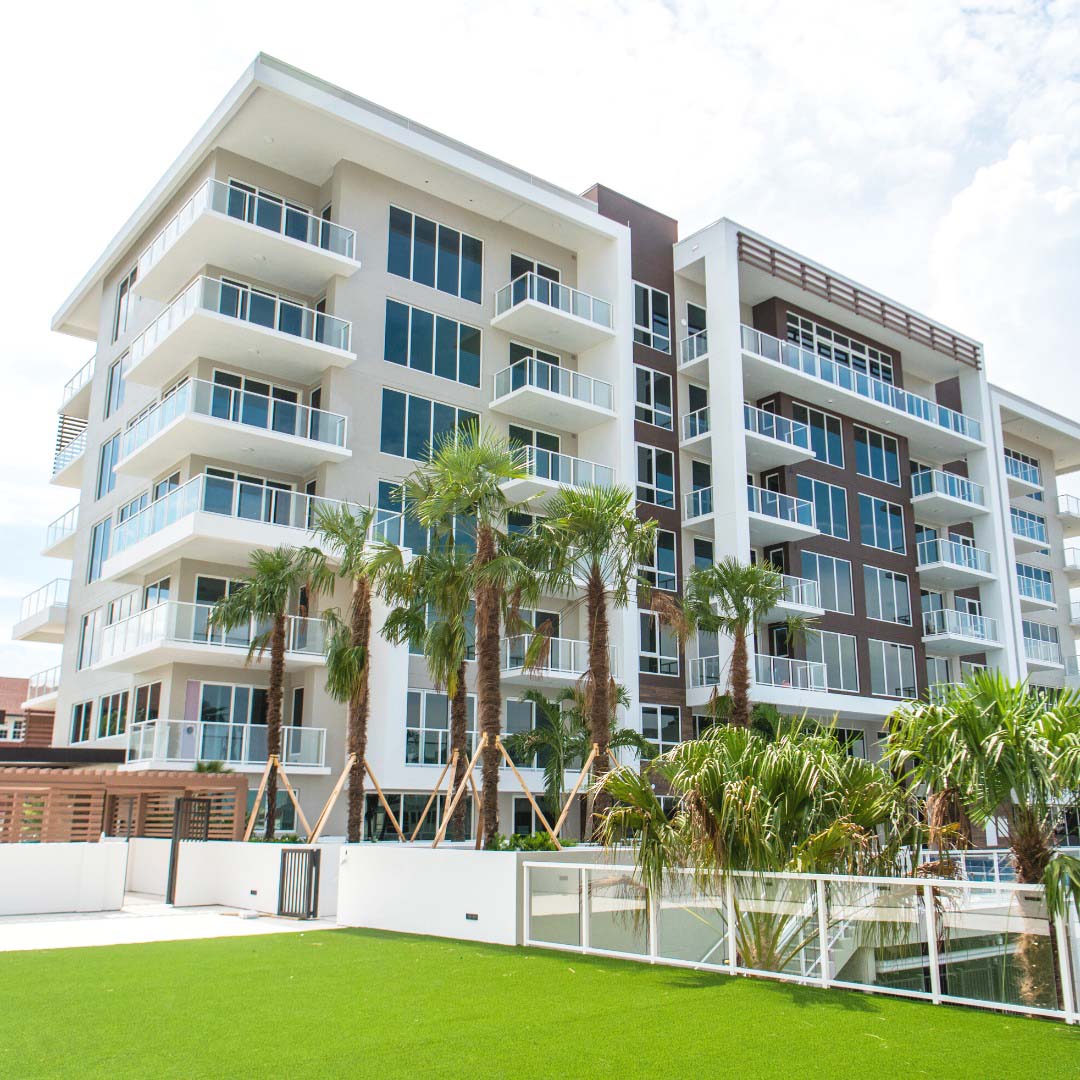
[380,389,478,461]
[383,299,481,387]
[796,475,848,539]
[854,426,901,486]
[96,690,129,738]
[70,701,94,743]
[800,551,854,614]
[641,529,677,591]
[387,206,482,303]
[406,688,477,765]
[87,518,111,583]
[859,494,906,553]
[634,367,673,429]
[104,355,128,419]
[864,566,912,625]
[786,313,894,383]
[132,681,162,726]
[639,613,678,675]
[633,283,671,353]
[870,640,918,698]
[791,403,844,468]
[112,267,137,342]
[96,433,121,499]
[640,704,681,758]
[77,610,100,671]
[806,630,859,692]
[636,445,675,508]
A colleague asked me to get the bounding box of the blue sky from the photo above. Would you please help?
[1,0,1076,675]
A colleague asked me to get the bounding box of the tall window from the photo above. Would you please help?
[380,389,478,460]
[636,445,674,508]
[926,655,950,689]
[384,299,481,387]
[796,475,848,539]
[387,206,482,303]
[641,529,677,591]
[96,691,129,738]
[806,630,859,692]
[640,705,681,758]
[639,612,678,675]
[112,267,137,342]
[96,433,121,499]
[870,640,917,698]
[70,701,94,743]
[854,426,901,486]
[132,681,162,725]
[406,688,477,765]
[786,313,894,383]
[634,367,673,429]
[76,610,100,670]
[633,283,671,353]
[864,566,912,625]
[791,403,844,468]
[859,494,906,553]
[800,551,853,614]
[87,518,111,583]
[104,354,128,418]
[693,538,714,569]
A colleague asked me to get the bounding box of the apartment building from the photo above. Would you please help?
[15,55,1080,836]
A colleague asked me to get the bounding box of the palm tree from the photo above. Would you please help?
[526,484,655,830]
[401,424,531,844]
[209,546,327,841]
[656,557,812,729]
[886,670,1080,1007]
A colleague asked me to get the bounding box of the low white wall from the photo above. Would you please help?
[0,842,128,916]
[125,838,171,895]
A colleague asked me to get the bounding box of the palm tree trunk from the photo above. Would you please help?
[346,578,372,844]
[1010,811,1059,1010]
[586,565,611,839]
[264,613,286,842]
[474,525,501,846]
[449,660,469,841]
[728,628,751,728]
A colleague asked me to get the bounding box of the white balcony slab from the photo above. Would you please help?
[744,428,815,472]
[58,357,95,421]
[910,472,988,528]
[50,435,86,489]
[491,274,614,354]
[759,577,824,626]
[1063,549,1080,581]
[1017,591,1056,614]
[11,603,67,644]
[1058,495,1080,539]
[42,506,79,561]
[922,629,1001,658]
[678,332,709,377]
[1011,529,1049,556]
[489,385,614,433]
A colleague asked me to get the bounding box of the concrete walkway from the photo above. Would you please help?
[0,892,339,952]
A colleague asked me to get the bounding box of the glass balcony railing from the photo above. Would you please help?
[678,329,708,366]
[27,665,61,700]
[1024,637,1062,666]
[110,473,401,558]
[1004,454,1041,488]
[19,578,70,621]
[743,403,812,451]
[1011,510,1049,547]
[45,505,79,549]
[755,654,828,690]
[137,178,357,280]
[61,355,95,407]
[52,430,86,475]
[740,325,982,442]
[500,636,616,677]
[917,538,991,574]
[775,574,821,609]
[1060,493,1080,519]
[922,608,998,643]
[1072,601,1080,624]
[682,406,710,441]
[1016,571,1054,605]
[1065,547,1080,572]
[493,356,613,411]
[118,377,348,463]
[910,469,985,507]
[98,600,325,666]
[747,484,815,528]
[684,487,714,520]
[1066,655,1079,677]
[519,446,612,488]
[130,276,353,367]
[127,719,325,768]
[494,272,612,330]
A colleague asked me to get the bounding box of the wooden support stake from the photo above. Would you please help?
[275,757,312,840]
[495,737,561,850]
[309,753,356,843]
[552,743,598,839]
[364,758,406,842]
[434,735,486,847]
[243,757,275,842]
[410,751,456,842]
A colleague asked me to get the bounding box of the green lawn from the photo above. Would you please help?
[2,929,1077,1079]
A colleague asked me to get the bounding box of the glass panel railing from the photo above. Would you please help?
[521,446,613,488]
[493,357,613,411]
[52,430,86,475]
[1059,493,1080,518]
[127,719,325,767]
[1024,637,1062,666]
[740,324,982,442]
[777,574,821,609]
[45,505,79,548]
[130,276,353,367]
[917,539,991,574]
[1065,547,1080,572]
[678,329,708,366]
[1011,510,1049,547]
[743,404,812,451]
[494,272,612,330]
[910,469,985,507]
[138,178,357,279]
[61,355,95,407]
[118,378,348,462]
[500,635,604,677]
[922,608,998,642]
[688,655,722,688]
[747,484,815,528]
[1016,571,1054,605]
[1071,601,1080,625]
[1067,654,1080,677]
[1004,454,1041,488]
[19,579,70,621]
[755,655,827,690]
[682,406,710,441]
[27,665,61,699]
[684,487,714,520]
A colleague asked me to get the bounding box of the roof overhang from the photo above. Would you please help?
[993,384,1080,474]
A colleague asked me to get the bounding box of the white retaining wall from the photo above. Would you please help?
[125,837,171,895]
[0,841,128,916]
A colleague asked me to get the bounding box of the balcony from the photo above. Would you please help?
[1059,494,1080,539]
[743,404,814,472]
[134,178,360,302]
[490,357,615,433]
[500,446,613,503]
[12,579,69,643]
[1004,454,1042,499]
[95,601,326,673]
[910,470,987,527]
[499,635,616,687]
[680,406,710,450]
[102,473,400,584]
[1064,546,1080,581]
[23,665,60,709]
[1010,510,1049,555]
[691,654,827,692]
[42,504,79,560]
[740,325,983,460]
[683,487,714,535]
[59,355,95,420]
[1066,655,1080,690]
[678,330,709,376]
[126,276,355,388]
[921,609,1001,657]
[51,420,86,488]
[1024,637,1063,672]
[916,539,993,590]
[1016,570,1055,613]
[1071,601,1080,629]
[491,272,613,354]
[759,574,824,625]
[747,484,818,546]
[115,378,350,478]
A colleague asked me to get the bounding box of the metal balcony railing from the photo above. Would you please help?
[19,578,70,621]
[755,654,828,690]
[917,539,992,574]
[684,487,714,520]
[519,446,613,488]
[775,574,821,609]
[922,608,998,643]
[747,484,815,527]
[1016,571,1054,605]
[500,635,617,678]
[682,406,710,441]
[678,329,708,366]
[1024,637,1062,666]
[127,719,325,768]
[494,272,612,329]
[493,356,613,411]
[1004,454,1041,488]
[1011,510,1049,547]
[60,355,95,407]
[743,403,812,451]
[45,505,79,548]
[910,469,985,507]
[27,665,61,700]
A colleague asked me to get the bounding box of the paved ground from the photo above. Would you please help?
[0,893,338,952]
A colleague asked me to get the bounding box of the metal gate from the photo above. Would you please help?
[165,797,211,905]
[277,847,321,919]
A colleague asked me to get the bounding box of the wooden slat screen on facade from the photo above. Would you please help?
[737,233,981,370]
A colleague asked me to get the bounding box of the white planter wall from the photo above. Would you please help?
[125,837,171,895]
[0,842,128,915]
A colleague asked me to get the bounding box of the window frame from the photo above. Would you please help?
[636,444,675,509]
[383,297,482,388]
[806,629,859,693]
[634,365,673,430]
[796,474,849,540]
[633,281,672,354]
[791,401,844,469]
[387,204,483,304]
[639,612,679,676]
[863,565,913,626]
[859,493,907,554]
[640,704,682,758]
[869,639,918,699]
[853,425,902,486]
[800,550,854,615]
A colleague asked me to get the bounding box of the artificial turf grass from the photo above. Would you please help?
[1,928,1077,1080]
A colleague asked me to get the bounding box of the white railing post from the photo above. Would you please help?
[1053,912,1077,1023]
[647,883,659,964]
[726,875,738,974]
[922,882,942,1004]
[523,863,532,945]
[579,869,590,955]
[816,877,830,988]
